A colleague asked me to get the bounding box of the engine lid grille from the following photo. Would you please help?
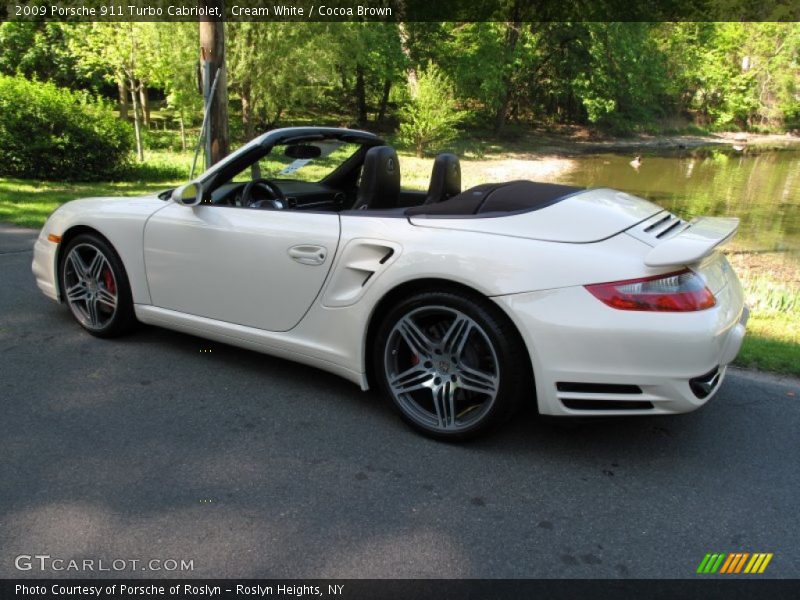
[628,211,689,246]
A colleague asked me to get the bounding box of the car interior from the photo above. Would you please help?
[202,136,462,214]
[181,132,582,217]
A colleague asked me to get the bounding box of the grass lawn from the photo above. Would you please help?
[736,314,799,375]
[1,148,797,378]
[0,178,180,228]
[726,252,799,377]
[0,150,191,228]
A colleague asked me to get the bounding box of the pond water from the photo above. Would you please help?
[556,147,800,259]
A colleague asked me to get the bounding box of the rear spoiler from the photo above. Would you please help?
[644,216,739,267]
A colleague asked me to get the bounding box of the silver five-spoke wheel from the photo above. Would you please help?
[384,305,501,434]
[63,243,119,331]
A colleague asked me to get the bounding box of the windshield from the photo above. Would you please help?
[232,140,361,184]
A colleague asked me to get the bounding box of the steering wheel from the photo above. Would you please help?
[239,178,287,209]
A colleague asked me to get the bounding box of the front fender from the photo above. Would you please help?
[39,196,166,304]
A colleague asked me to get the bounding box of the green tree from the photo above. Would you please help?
[0,22,103,91]
[328,22,405,126]
[571,23,669,132]
[398,64,463,157]
[440,23,509,125]
[148,23,202,151]
[228,22,335,139]
[660,23,799,131]
[70,23,160,160]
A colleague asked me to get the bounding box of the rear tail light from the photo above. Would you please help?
[585,269,715,312]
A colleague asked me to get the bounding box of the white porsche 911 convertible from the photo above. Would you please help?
[32,126,748,440]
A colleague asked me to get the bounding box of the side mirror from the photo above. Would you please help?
[171,182,203,207]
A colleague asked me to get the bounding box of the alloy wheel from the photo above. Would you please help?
[384,305,500,433]
[63,243,118,330]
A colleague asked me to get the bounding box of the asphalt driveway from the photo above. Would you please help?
[1,224,798,579]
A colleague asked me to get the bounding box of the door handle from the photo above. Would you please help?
[288,244,327,266]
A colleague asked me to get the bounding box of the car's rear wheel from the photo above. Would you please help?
[374,290,529,441]
[59,234,135,338]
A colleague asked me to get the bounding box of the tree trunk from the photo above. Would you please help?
[139,84,150,127]
[397,18,418,93]
[355,64,368,125]
[200,2,230,167]
[128,79,144,161]
[494,21,522,134]
[240,84,255,141]
[377,79,391,123]
[117,78,129,120]
[179,113,187,152]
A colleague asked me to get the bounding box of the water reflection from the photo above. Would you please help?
[556,147,800,259]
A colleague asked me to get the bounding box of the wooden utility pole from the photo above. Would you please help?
[200,0,229,167]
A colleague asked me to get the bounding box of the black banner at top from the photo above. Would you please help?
[2,0,800,22]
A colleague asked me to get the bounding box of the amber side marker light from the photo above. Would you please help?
[47,234,62,243]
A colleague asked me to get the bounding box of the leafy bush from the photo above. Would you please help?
[398,64,463,157]
[0,75,132,180]
[783,104,800,131]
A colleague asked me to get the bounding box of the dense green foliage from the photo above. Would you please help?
[398,65,463,156]
[0,21,797,156]
[434,21,799,133]
[0,22,104,92]
[0,75,132,180]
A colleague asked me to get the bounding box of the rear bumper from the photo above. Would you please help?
[493,270,747,417]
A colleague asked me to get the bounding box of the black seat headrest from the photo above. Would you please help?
[424,153,461,204]
[352,146,400,210]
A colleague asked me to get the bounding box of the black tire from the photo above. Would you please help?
[374,289,531,441]
[59,233,136,338]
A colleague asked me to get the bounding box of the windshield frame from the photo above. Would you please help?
[197,127,384,199]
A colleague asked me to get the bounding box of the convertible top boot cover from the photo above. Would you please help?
[407,180,583,217]
[408,186,667,244]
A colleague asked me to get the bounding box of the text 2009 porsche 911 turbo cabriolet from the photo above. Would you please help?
[32,127,748,440]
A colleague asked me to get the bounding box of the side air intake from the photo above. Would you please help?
[556,382,642,394]
[556,381,655,412]
[322,240,400,307]
[561,399,654,411]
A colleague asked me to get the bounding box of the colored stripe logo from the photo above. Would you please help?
[697,552,773,574]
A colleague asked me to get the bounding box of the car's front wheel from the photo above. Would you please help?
[59,233,136,338]
[374,290,530,441]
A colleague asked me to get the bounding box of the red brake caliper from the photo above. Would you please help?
[103,268,116,294]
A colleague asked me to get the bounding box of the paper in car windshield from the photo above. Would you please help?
[278,159,312,175]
